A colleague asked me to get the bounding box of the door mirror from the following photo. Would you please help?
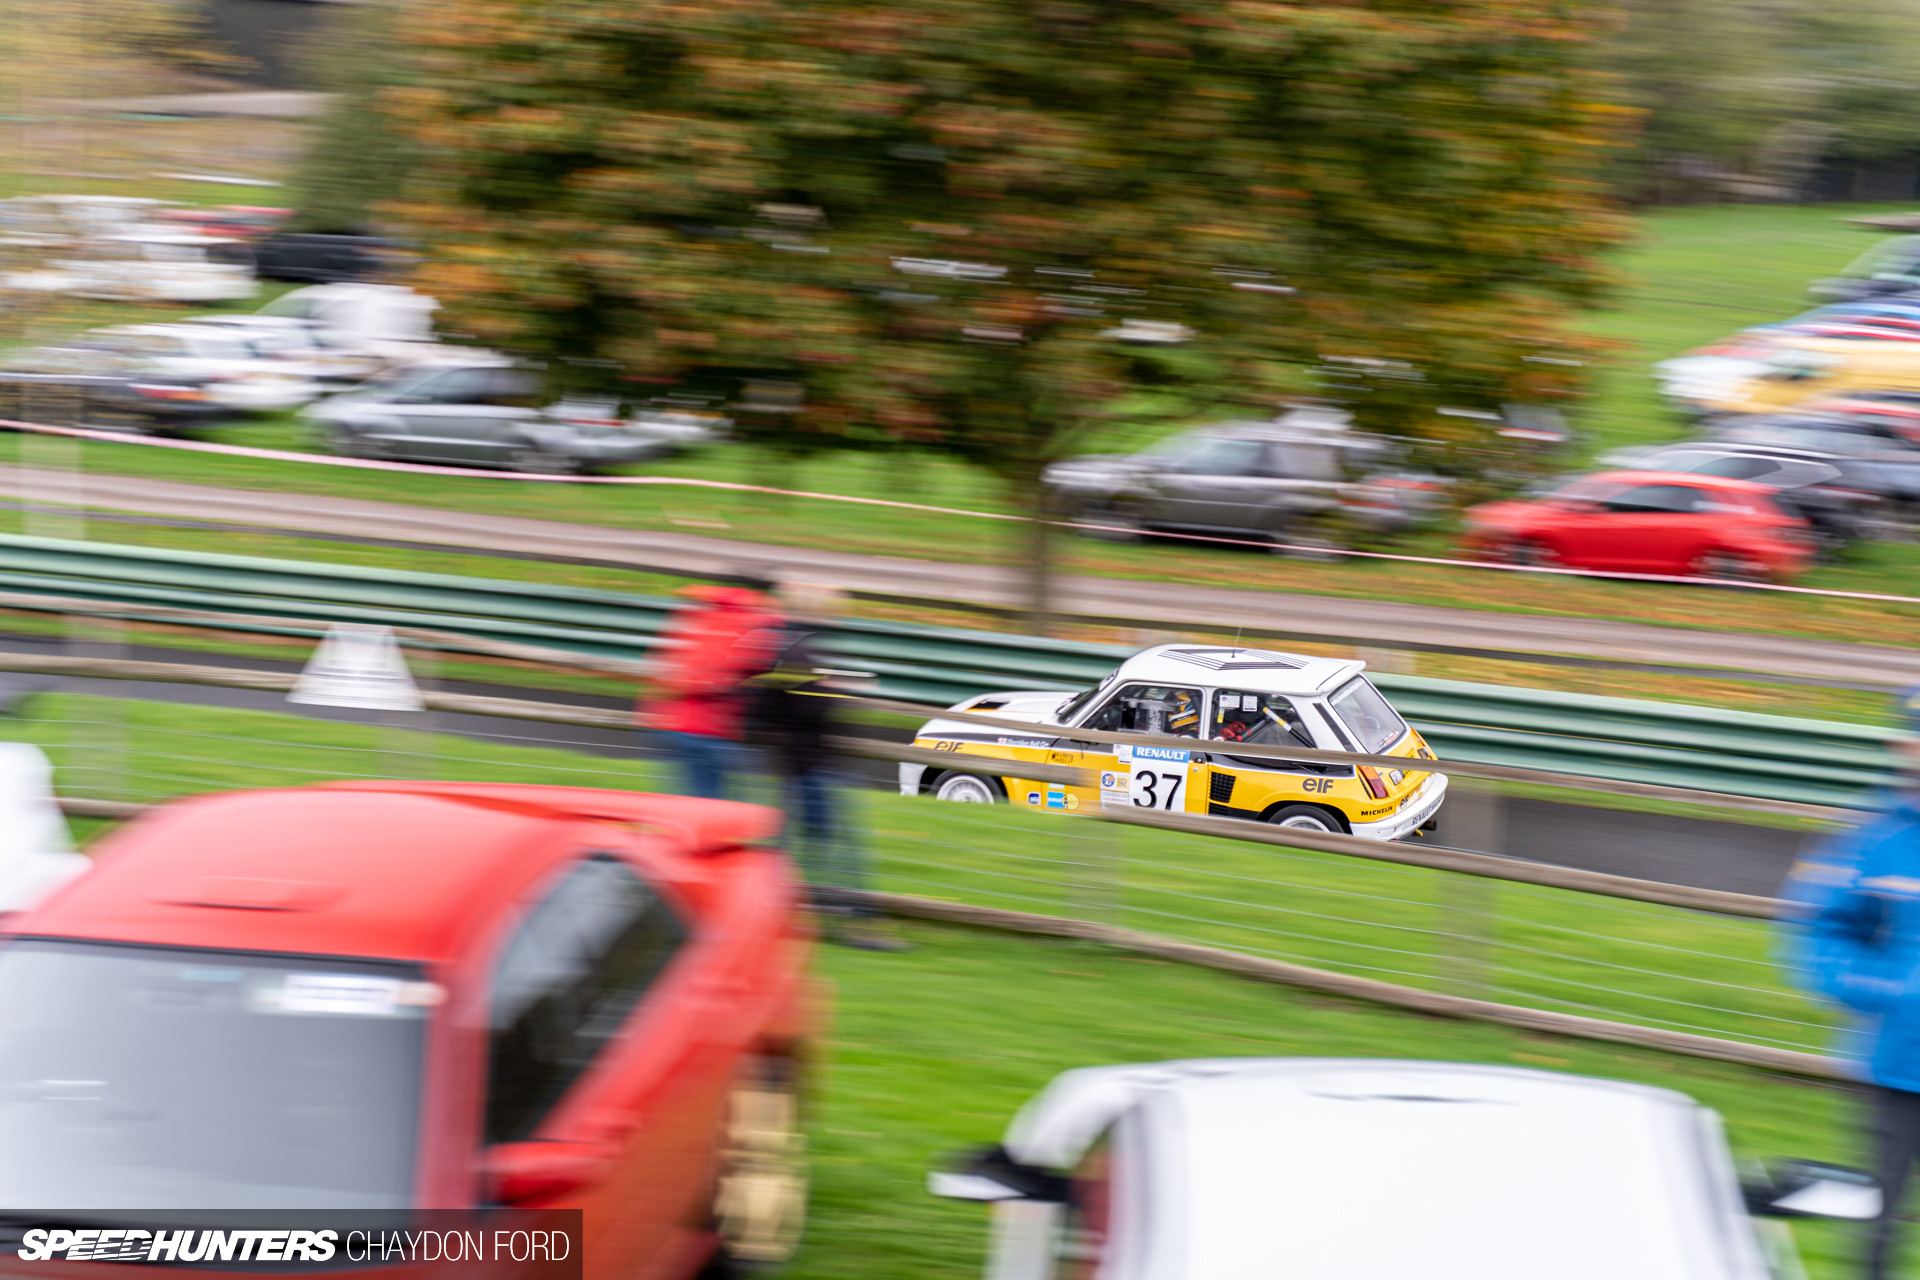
[483,1140,614,1206]
[1745,1159,1881,1220]
[928,1144,1069,1204]
[1554,499,1603,514]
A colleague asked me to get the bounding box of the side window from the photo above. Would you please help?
[1079,683,1203,738]
[485,855,688,1144]
[484,369,545,409]
[397,369,492,405]
[1212,689,1345,775]
[1603,483,1705,514]
[1176,438,1263,476]
[1211,690,1315,748]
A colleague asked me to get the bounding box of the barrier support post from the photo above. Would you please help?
[1434,779,1503,998]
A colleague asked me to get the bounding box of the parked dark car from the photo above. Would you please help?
[249,233,406,284]
[0,343,227,433]
[304,361,720,473]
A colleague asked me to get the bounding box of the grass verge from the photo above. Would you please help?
[24,691,1877,1277]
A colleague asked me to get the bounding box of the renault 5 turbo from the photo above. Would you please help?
[899,644,1443,840]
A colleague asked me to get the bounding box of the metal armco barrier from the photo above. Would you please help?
[0,532,1897,807]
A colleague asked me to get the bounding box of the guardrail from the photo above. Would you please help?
[0,532,1896,806]
[22,643,1832,1080]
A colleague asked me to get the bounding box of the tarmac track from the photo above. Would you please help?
[1,465,1916,688]
[0,630,1813,900]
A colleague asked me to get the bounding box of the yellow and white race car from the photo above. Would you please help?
[899,644,1445,840]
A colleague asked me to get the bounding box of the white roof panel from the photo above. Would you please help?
[1121,1060,1764,1280]
[1109,644,1364,696]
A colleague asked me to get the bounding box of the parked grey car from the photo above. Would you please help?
[304,363,719,473]
[1044,408,1427,546]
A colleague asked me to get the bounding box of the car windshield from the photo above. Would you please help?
[1327,677,1407,754]
[0,939,426,1210]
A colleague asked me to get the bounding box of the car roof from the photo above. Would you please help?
[1007,1058,1766,1280]
[1587,469,1776,494]
[1106,643,1366,696]
[12,783,777,965]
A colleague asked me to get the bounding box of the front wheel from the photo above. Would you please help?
[508,445,581,475]
[1265,804,1343,833]
[932,771,1001,804]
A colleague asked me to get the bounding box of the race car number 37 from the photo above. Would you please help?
[1117,744,1189,811]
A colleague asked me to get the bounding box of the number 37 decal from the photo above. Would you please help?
[1131,769,1184,811]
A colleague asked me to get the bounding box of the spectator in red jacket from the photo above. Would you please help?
[640,580,781,799]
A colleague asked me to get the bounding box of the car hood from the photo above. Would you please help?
[915,690,1070,740]
[1043,453,1154,488]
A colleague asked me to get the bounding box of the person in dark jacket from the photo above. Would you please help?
[747,615,904,951]
[1785,689,1920,1278]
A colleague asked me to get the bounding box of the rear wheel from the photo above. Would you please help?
[1691,549,1764,582]
[711,1059,808,1271]
[932,771,1001,804]
[1081,501,1146,543]
[1504,538,1559,568]
[1265,804,1343,833]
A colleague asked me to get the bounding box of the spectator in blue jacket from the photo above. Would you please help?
[1786,689,1920,1279]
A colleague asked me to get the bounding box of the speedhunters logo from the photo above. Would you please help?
[4,1212,580,1275]
[20,1230,341,1262]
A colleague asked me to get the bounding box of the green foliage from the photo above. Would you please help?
[1605,0,1920,201]
[389,0,1622,480]
[287,3,415,235]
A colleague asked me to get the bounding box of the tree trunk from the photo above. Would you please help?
[1020,482,1054,637]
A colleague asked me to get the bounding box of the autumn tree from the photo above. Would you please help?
[389,0,1621,625]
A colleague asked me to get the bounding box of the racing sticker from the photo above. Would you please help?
[1101,746,1135,810]
[1127,744,1190,811]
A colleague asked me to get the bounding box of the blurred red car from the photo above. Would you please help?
[1461,470,1814,580]
[0,782,816,1279]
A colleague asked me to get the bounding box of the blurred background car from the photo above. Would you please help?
[179,314,387,387]
[251,232,409,285]
[0,341,228,433]
[1461,470,1815,580]
[0,782,813,1277]
[305,361,720,472]
[1044,407,1402,548]
[90,323,323,412]
[1808,232,1920,302]
[931,1057,1867,1280]
[1595,441,1882,556]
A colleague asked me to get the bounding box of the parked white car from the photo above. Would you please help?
[256,283,450,369]
[181,314,385,386]
[932,1058,1874,1280]
[92,323,323,411]
[0,743,87,913]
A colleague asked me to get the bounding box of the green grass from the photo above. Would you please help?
[794,919,1871,1280]
[24,690,1878,1277]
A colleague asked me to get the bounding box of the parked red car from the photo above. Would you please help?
[1461,470,1814,580]
[0,782,816,1280]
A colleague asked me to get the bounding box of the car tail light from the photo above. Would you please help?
[131,384,205,401]
[1358,766,1390,799]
